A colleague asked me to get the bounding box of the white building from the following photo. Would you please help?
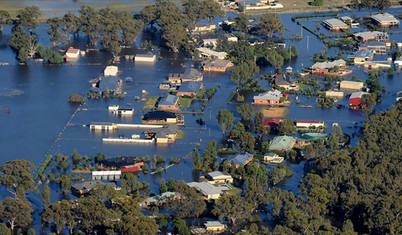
[296,120,325,128]
[104,66,119,76]
[135,54,156,62]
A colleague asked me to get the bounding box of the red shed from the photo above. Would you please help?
[263,118,281,129]
[349,91,369,109]
[283,93,289,99]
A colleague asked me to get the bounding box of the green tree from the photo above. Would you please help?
[182,0,203,31]
[350,0,360,16]
[159,178,167,194]
[172,217,191,235]
[331,123,343,138]
[375,0,391,12]
[41,183,51,208]
[213,194,249,225]
[257,13,284,37]
[216,109,234,136]
[0,10,12,32]
[68,94,84,104]
[0,223,11,235]
[0,159,35,199]
[169,180,206,217]
[167,178,176,191]
[253,110,264,135]
[237,104,254,122]
[200,141,218,172]
[277,117,296,135]
[230,60,260,90]
[89,183,118,202]
[0,197,33,233]
[119,11,144,46]
[235,13,249,33]
[116,215,158,235]
[140,5,158,27]
[59,175,72,193]
[41,200,74,234]
[47,17,62,48]
[121,173,139,195]
[79,6,100,46]
[192,148,201,169]
[362,0,375,14]
[238,132,255,153]
[60,12,79,42]
[17,6,41,32]
[200,0,224,22]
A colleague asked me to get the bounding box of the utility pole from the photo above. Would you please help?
[300,25,303,37]
[306,36,310,55]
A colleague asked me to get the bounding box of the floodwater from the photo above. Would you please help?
[0,6,401,232]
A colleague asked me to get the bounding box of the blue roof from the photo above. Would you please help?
[159,94,179,106]
[178,81,202,93]
[354,50,373,58]
[99,76,120,91]
[226,153,253,165]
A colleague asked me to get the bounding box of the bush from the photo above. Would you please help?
[311,0,324,6]
[236,94,244,102]
[68,94,84,104]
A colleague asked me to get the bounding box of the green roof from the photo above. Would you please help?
[296,133,328,142]
[269,136,296,151]
[146,192,177,203]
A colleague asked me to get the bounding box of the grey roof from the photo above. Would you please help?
[135,54,155,58]
[323,18,348,27]
[371,13,400,23]
[269,136,296,151]
[178,81,202,93]
[350,91,369,99]
[274,74,292,86]
[207,171,231,178]
[72,180,117,191]
[205,221,224,227]
[359,41,387,48]
[226,153,253,165]
[202,58,233,69]
[90,122,113,126]
[182,68,203,80]
[253,90,282,101]
[353,50,373,58]
[99,76,120,91]
[311,59,346,69]
[153,125,179,137]
[354,31,388,39]
[187,182,223,195]
[340,16,352,21]
[159,94,179,106]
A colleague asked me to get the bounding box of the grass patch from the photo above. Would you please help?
[298,83,306,91]
[142,96,158,110]
[227,184,242,196]
[178,97,192,108]
[176,130,184,139]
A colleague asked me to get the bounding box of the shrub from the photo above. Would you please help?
[68,94,84,104]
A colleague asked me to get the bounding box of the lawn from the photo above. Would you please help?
[176,130,184,139]
[142,96,158,110]
[178,97,192,108]
[299,83,306,91]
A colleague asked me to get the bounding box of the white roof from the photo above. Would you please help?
[350,91,368,99]
[323,18,348,27]
[205,221,224,227]
[208,171,231,178]
[354,31,388,38]
[253,90,282,101]
[92,171,121,176]
[197,47,227,59]
[371,13,400,23]
[187,182,223,195]
[312,59,346,69]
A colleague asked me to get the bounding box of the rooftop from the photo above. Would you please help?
[253,90,282,101]
[202,58,233,69]
[323,18,348,27]
[99,76,120,91]
[297,133,328,142]
[98,156,141,168]
[359,41,387,47]
[146,192,178,203]
[135,54,155,58]
[197,47,227,58]
[143,111,176,120]
[311,59,346,70]
[205,221,224,227]
[72,180,118,191]
[371,13,400,23]
[178,81,202,93]
[226,153,253,165]
[187,182,223,195]
[263,118,281,127]
[354,31,388,39]
[207,171,231,178]
[274,74,292,86]
[297,120,324,124]
[269,136,295,151]
[353,49,374,58]
[350,91,369,99]
[182,68,203,80]
[91,122,114,126]
[159,94,179,106]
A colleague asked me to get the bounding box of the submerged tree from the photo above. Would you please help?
[0,197,33,233]
[257,13,284,37]
[0,10,12,32]
[17,6,41,32]
[0,159,35,199]
[216,109,234,136]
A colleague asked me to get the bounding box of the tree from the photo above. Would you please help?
[0,223,11,235]
[42,200,74,234]
[375,0,390,12]
[235,13,249,33]
[99,8,121,54]
[182,0,203,32]
[331,123,343,138]
[169,180,206,217]
[89,183,118,202]
[172,218,191,235]
[238,132,255,153]
[253,110,264,135]
[140,5,158,27]
[350,0,360,16]
[362,0,375,14]
[230,60,260,90]
[216,109,234,136]
[192,148,201,168]
[119,11,144,46]
[117,215,158,235]
[167,178,176,191]
[200,141,218,172]
[47,17,62,48]
[75,197,115,234]
[268,163,293,185]
[59,175,72,193]
[277,117,296,135]
[17,6,41,32]
[213,194,249,225]
[121,173,139,195]
[159,178,167,194]
[60,12,79,42]
[0,197,33,233]
[257,13,284,37]
[200,0,224,22]
[0,10,12,32]
[237,104,254,122]
[79,6,100,46]
[41,183,51,208]
[0,159,35,199]
[311,0,324,6]
[68,94,84,104]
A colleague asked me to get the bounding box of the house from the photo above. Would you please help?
[223,33,238,42]
[113,108,134,116]
[353,31,389,42]
[90,122,117,131]
[311,59,347,75]
[274,74,298,90]
[322,18,349,30]
[225,153,254,167]
[71,181,119,196]
[145,125,179,143]
[371,13,400,27]
[187,182,224,199]
[349,91,369,109]
[202,58,234,72]
[98,156,144,171]
[158,95,179,110]
[197,47,227,59]
[176,81,203,96]
[263,118,281,130]
[358,41,387,54]
[135,54,156,62]
[205,221,225,232]
[325,91,344,98]
[264,152,284,164]
[91,171,121,180]
[238,0,283,10]
[340,81,363,91]
[168,68,203,84]
[200,38,218,48]
[253,90,282,105]
[143,110,184,125]
[104,66,119,76]
[296,120,325,129]
[269,136,296,151]
[206,171,233,184]
[350,50,374,64]
[65,47,80,59]
[340,16,353,24]
[395,58,402,68]
[99,76,122,92]
[139,192,180,207]
[193,23,217,33]
[296,133,328,145]
[108,105,119,112]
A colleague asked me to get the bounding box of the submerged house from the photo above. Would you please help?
[143,111,184,125]
[113,108,134,116]
[104,66,119,76]
[253,90,283,105]
[350,50,374,64]
[98,156,144,172]
[193,22,217,33]
[135,54,156,62]
[264,152,283,164]
[206,171,233,184]
[72,181,119,196]
[296,120,325,129]
[322,18,349,30]
[139,192,180,207]
[90,122,117,131]
[187,182,225,199]
[371,13,400,27]
[263,118,281,130]
[311,59,348,76]
[296,133,328,145]
[176,81,203,96]
[145,125,180,143]
[202,58,234,72]
[349,91,369,109]
[65,47,80,59]
[197,47,227,60]
[353,31,389,42]
[98,76,122,92]
[358,41,387,54]
[168,68,203,84]
[274,74,298,90]
[340,81,364,91]
[158,95,179,110]
[225,153,254,168]
[205,221,225,233]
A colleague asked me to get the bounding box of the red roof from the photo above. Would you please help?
[66,48,80,54]
[349,97,362,106]
[297,120,324,124]
[263,118,281,127]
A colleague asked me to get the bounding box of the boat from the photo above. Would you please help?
[125,77,133,82]
[142,90,148,95]
[127,103,131,106]
[296,100,301,104]
[300,105,312,108]
[134,96,140,101]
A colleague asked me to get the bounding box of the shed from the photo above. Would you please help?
[135,54,156,62]
[340,81,363,91]
[65,47,80,59]
[322,18,349,30]
[104,66,119,76]
[206,171,233,184]
[349,91,369,109]
[296,120,325,128]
